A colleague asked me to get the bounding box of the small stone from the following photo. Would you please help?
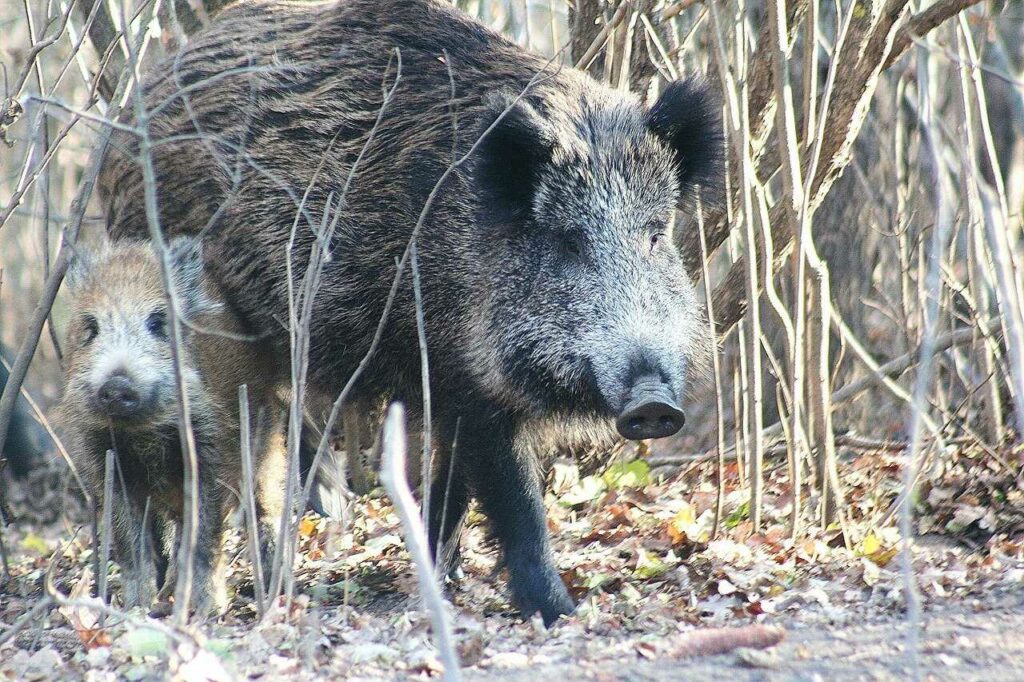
[350,643,398,664]
[486,651,530,668]
[717,579,738,596]
[85,646,111,668]
[22,647,65,681]
[122,664,150,681]
[406,650,442,675]
[259,624,292,649]
[0,649,31,675]
[176,650,233,682]
[735,646,781,669]
[457,630,486,667]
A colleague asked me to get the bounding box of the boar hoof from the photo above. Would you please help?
[510,563,575,627]
[445,565,465,583]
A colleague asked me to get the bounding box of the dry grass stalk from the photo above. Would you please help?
[96,448,114,614]
[695,192,726,538]
[238,384,267,616]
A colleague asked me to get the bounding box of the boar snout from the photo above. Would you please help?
[98,375,142,419]
[615,375,685,440]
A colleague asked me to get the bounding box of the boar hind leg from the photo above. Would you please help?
[427,442,470,582]
[111,495,160,610]
[255,428,287,593]
[460,413,574,627]
[343,403,374,495]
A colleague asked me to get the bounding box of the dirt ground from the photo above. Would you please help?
[477,594,1024,681]
[1,445,1022,681]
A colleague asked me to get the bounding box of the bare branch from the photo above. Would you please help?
[884,0,987,70]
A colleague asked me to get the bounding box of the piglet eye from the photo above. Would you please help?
[146,310,167,339]
[82,315,99,346]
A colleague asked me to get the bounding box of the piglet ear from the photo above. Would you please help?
[65,241,111,291]
[168,236,203,287]
[473,95,556,225]
[646,78,724,197]
[65,249,94,291]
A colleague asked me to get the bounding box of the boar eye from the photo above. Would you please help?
[82,315,99,345]
[146,310,168,339]
[649,232,666,252]
[561,233,584,259]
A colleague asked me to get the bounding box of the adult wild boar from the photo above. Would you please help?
[101,0,722,624]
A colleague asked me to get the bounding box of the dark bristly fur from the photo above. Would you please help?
[59,240,286,615]
[100,0,723,625]
[0,357,45,479]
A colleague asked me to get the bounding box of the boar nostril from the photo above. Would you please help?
[615,376,685,440]
[98,376,141,418]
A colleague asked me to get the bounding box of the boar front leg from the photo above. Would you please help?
[181,459,229,617]
[156,516,177,601]
[110,493,161,611]
[460,411,574,627]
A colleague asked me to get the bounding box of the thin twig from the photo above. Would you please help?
[897,37,958,679]
[0,502,10,585]
[741,325,991,452]
[379,403,461,682]
[0,596,54,648]
[277,48,406,606]
[0,354,87,497]
[575,1,628,70]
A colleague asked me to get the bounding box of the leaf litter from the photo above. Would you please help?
[1,438,1023,680]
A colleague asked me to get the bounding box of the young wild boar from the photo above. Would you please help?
[59,239,284,615]
[99,0,723,625]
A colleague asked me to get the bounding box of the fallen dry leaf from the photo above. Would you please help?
[298,516,319,538]
[58,566,112,650]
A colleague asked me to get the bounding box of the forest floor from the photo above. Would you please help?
[1,442,1023,681]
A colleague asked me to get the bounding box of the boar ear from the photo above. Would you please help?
[474,95,555,224]
[166,236,208,313]
[646,78,724,197]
